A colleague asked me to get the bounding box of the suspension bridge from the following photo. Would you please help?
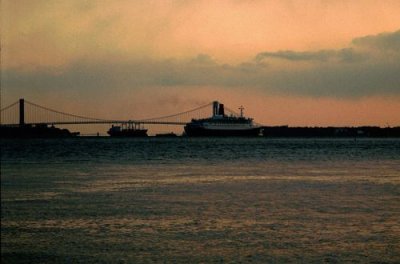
[0,98,249,135]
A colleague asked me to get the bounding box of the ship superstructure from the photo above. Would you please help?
[184,101,261,136]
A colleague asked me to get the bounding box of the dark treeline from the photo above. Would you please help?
[262,126,400,138]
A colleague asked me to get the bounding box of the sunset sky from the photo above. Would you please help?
[1,0,400,126]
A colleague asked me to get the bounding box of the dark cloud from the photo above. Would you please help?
[352,30,400,51]
[264,61,400,97]
[255,30,400,64]
[336,48,367,63]
[3,30,400,100]
[255,48,367,63]
[189,54,217,65]
[256,50,336,62]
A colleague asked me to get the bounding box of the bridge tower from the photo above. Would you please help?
[19,98,25,126]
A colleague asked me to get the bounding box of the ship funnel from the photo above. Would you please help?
[213,101,219,117]
[218,104,225,116]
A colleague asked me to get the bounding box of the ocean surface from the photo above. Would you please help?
[1,138,400,263]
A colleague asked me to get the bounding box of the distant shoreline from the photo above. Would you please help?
[1,125,400,138]
[261,126,400,138]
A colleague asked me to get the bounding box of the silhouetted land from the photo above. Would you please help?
[0,124,79,138]
[262,126,400,138]
[1,124,400,138]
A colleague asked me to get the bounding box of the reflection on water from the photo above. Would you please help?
[1,138,400,263]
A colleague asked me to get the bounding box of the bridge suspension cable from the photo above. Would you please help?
[224,106,241,117]
[24,100,115,123]
[224,105,262,126]
[1,99,216,126]
[1,100,20,125]
[140,102,213,123]
[1,99,261,128]
[1,100,20,112]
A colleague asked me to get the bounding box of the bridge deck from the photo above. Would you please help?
[1,121,188,126]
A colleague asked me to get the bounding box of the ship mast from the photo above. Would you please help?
[239,106,244,117]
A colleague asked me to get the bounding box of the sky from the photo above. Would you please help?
[1,0,400,127]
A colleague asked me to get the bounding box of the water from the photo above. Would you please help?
[1,138,400,263]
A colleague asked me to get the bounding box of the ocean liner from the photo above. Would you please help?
[184,101,261,137]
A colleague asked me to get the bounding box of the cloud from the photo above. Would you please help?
[3,30,400,100]
[256,50,337,62]
[255,47,368,64]
[352,30,400,51]
[255,30,400,64]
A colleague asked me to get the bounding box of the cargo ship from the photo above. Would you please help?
[184,101,261,137]
[108,124,148,137]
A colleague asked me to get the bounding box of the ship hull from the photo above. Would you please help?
[108,129,148,137]
[184,125,261,137]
